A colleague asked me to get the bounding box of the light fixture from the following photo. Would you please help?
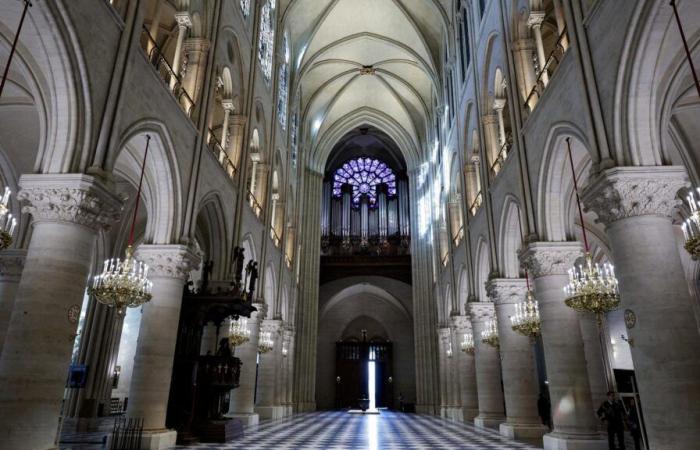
[228,317,251,347]
[258,330,273,354]
[281,340,288,357]
[511,290,541,339]
[562,138,620,321]
[682,189,700,258]
[0,187,17,251]
[481,319,499,348]
[460,332,474,355]
[89,136,153,315]
[446,340,453,358]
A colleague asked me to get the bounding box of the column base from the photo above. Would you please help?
[255,405,286,420]
[500,422,548,440]
[416,403,438,414]
[447,407,464,422]
[139,429,177,450]
[462,408,479,423]
[295,401,316,412]
[474,414,506,429]
[543,432,607,450]
[225,413,259,426]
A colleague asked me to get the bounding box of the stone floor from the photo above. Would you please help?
[169,410,542,449]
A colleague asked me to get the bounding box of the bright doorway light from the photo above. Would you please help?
[368,361,376,411]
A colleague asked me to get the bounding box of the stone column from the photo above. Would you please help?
[229,115,246,172]
[127,244,200,449]
[528,11,549,86]
[255,319,284,419]
[453,316,478,422]
[487,278,546,440]
[438,327,451,418]
[468,302,506,429]
[493,98,507,147]
[282,327,295,416]
[181,38,210,113]
[219,100,234,165]
[227,302,264,425]
[513,39,537,103]
[481,114,500,175]
[582,166,700,449]
[0,174,120,450]
[0,249,26,354]
[578,313,609,412]
[520,242,606,450]
[170,12,192,89]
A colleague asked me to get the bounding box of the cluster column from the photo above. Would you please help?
[520,242,605,450]
[487,278,546,440]
[468,301,506,429]
[582,166,700,448]
[128,244,200,449]
[227,302,264,425]
[0,174,121,450]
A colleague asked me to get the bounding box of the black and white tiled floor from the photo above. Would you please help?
[170,410,542,449]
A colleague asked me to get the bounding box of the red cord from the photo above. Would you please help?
[127,135,150,246]
[566,137,589,253]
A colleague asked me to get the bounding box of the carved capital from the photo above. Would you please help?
[528,11,545,28]
[518,241,582,278]
[0,249,26,282]
[482,114,499,125]
[467,301,495,322]
[582,166,687,226]
[135,244,201,280]
[451,315,472,334]
[438,327,452,345]
[175,11,192,28]
[221,99,235,111]
[492,98,507,111]
[261,318,283,336]
[252,301,268,321]
[18,174,121,231]
[485,278,528,305]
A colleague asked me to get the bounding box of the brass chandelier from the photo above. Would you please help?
[0,187,17,251]
[562,138,620,319]
[258,330,274,354]
[682,189,700,258]
[480,319,499,348]
[460,332,474,355]
[228,317,251,347]
[89,136,153,315]
[510,289,541,339]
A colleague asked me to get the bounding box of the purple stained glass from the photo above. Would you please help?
[332,157,397,207]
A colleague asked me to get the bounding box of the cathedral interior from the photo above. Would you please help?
[0,0,699,449]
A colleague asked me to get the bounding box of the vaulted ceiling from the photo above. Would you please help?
[280,0,450,169]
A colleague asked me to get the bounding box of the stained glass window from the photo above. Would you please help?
[277,34,289,130]
[258,0,275,83]
[332,157,397,207]
[240,0,250,19]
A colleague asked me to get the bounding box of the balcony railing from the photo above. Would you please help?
[469,191,483,216]
[208,130,238,180]
[524,28,568,114]
[452,225,464,247]
[248,191,263,218]
[140,27,195,117]
[270,228,281,248]
[490,141,511,179]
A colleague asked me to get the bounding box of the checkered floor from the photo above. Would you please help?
[170,410,541,449]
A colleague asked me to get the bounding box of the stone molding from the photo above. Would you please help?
[184,38,210,54]
[467,302,495,322]
[451,315,472,333]
[135,244,201,280]
[485,278,528,305]
[0,249,26,281]
[513,38,535,51]
[18,174,122,231]
[582,166,688,226]
[518,241,582,278]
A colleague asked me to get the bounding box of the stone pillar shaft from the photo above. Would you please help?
[520,242,604,449]
[228,303,263,425]
[0,249,25,355]
[469,302,506,429]
[453,316,478,422]
[488,278,546,440]
[582,166,700,449]
[0,174,120,450]
[127,244,199,448]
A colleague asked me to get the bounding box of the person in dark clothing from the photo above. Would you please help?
[537,392,552,430]
[597,391,627,450]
